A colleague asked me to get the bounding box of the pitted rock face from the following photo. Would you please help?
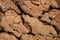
[19,0,58,17]
[0,0,60,40]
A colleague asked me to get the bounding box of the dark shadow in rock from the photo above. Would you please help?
[49,5,53,10]
[0,27,5,33]
[52,25,59,34]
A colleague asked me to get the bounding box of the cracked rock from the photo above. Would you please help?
[0,0,60,40]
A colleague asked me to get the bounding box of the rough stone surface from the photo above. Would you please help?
[0,0,60,40]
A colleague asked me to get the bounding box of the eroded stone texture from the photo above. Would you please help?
[0,10,29,37]
[0,0,20,13]
[23,15,57,35]
[21,34,60,40]
[21,34,34,40]
[40,9,60,31]
[0,33,17,40]
[18,0,58,17]
[0,0,60,40]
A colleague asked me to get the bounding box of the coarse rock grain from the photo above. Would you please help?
[0,0,60,40]
[0,0,20,13]
[40,9,60,31]
[17,0,58,17]
[0,33,17,40]
[22,15,57,35]
[21,34,34,40]
[0,10,29,37]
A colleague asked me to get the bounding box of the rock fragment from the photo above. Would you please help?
[0,0,20,13]
[23,15,57,35]
[0,10,29,37]
[17,0,58,17]
[0,33,17,40]
[40,9,60,31]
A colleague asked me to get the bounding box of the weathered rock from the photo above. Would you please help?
[0,10,29,37]
[23,15,57,35]
[0,33,17,40]
[21,34,33,40]
[40,10,60,31]
[19,0,58,17]
[0,0,20,13]
[0,0,60,40]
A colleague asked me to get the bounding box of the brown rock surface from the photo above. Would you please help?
[0,0,60,40]
[0,33,17,40]
[23,15,57,35]
[0,0,20,13]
